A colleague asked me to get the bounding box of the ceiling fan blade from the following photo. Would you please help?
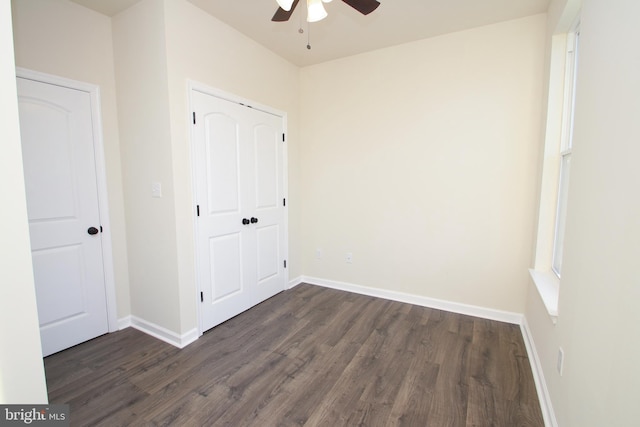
[341,0,380,15]
[272,0,300,22]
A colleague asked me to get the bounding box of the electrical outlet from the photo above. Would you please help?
[557,347,565,376]
[345,252,353,263]
[316,248,323,260]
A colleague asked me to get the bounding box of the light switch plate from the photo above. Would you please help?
[152,182,162,198]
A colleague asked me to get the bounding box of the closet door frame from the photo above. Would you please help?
[188,81,289,335]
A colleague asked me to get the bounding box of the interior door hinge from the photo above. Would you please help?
[284,260,287,269]
[193,112,196,124]
[196,205,200,216]
[283,198,286,207]
[200,291,204,302]
[100,225,103,233]
[282,133,285,142]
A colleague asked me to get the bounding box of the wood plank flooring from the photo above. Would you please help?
[44,284,544,426]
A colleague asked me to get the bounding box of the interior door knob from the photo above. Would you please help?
[250,217,258,224]
[87,226,99,235]
[242,218,250,225]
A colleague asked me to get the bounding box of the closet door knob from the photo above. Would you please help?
[250,217,258,224]
[242,218,250,225]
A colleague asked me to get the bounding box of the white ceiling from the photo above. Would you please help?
[71,0,550,67]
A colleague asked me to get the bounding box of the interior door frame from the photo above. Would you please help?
[187,80,289,336]
[17,67,119,333]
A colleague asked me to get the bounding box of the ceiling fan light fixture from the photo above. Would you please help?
[322,0,333,3]
[276,0,295,11]
[307,0,328,22]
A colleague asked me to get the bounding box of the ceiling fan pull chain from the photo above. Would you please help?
[307,21,311,49]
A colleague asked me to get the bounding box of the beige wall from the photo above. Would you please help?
[0,0,48,403]
[112,0,181,332]
[525,0,640,425]
[113,0,301,335]
[11,0,131,318]
[300,15,546,313]
[163,0,301,332]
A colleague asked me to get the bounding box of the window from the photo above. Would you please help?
[529,19,580,321]
[552,28,580,277]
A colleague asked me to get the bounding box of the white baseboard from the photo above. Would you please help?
[520,317,558,427]
[119,315,198,349]
[288,275,304,289]
[118,315,132,330]
[300,276,523,325]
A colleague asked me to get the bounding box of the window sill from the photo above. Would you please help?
[528,269,559,324]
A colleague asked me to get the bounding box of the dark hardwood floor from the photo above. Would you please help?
[44,284,544,426]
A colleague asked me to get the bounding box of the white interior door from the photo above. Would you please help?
[192,89,286,333]
[18,77,109,357]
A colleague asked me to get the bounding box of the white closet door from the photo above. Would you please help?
[192,90,286,333]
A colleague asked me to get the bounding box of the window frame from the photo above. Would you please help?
[551,26,580,278]
[529,17,581,322]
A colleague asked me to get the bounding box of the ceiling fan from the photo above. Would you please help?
[272,0,381,22]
